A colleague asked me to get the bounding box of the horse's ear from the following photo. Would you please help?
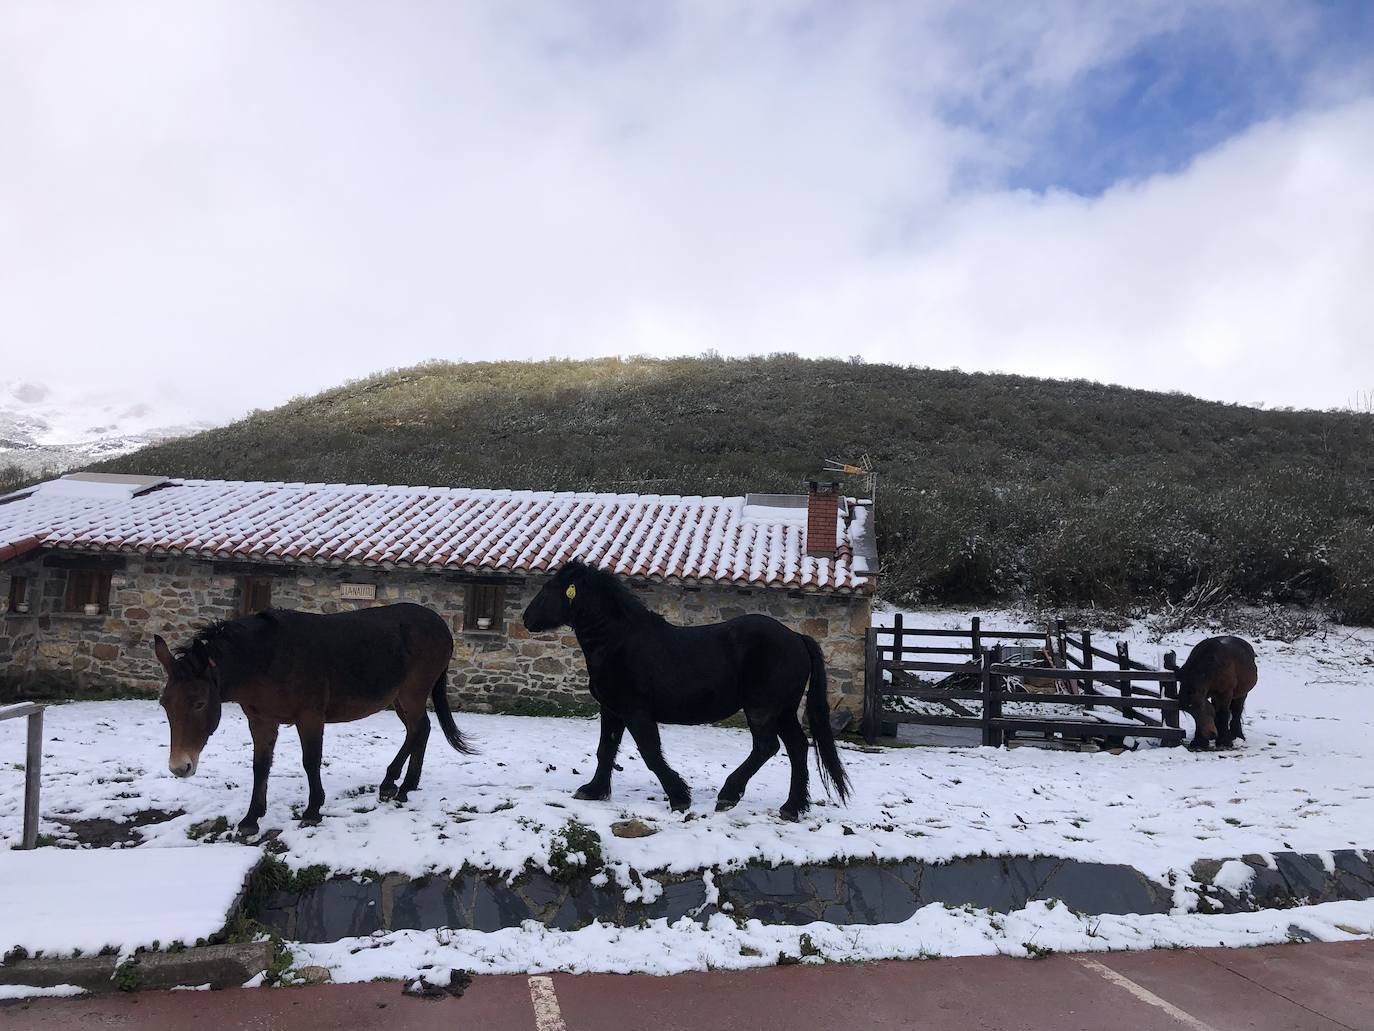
[153,634,175,674]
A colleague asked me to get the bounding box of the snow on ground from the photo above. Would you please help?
[295,899,1374,981]
[0,610,1370,981]
[1,613,1371,889]
[0,844,261,958]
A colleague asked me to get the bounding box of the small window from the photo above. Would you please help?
[64,569,111,613]
[464,583,505,632]
[241,577,273,615]
[6,575,28,613]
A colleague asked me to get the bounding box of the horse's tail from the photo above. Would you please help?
[802,634,851,804]
[432,672,475,754]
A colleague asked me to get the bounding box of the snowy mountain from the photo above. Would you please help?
[0,381,213,476]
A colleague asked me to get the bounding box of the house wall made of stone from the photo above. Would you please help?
[1,553,871,715]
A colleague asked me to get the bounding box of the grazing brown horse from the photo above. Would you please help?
[1177,636,1258,750]
[153,604,470,834]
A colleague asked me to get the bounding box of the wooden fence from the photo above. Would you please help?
[860,615,1184,748]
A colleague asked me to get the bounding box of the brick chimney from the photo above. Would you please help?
[805,481,841,558]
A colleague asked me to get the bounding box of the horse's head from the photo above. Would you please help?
[153,633,223,778]
[521,561,587,632]
[1178,675,1217,743]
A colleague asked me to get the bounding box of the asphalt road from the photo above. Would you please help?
[4,940,1370,1031]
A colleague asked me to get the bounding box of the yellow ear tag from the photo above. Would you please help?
[565,584,577,602]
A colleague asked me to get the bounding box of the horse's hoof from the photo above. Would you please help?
[236,822,259,838]
[299,814,322,828]
[778,807,801,823]
[394,791,410,804]
[669,797,692,814]
[574,785,609,801]
[715,798,738,812]
[378,784,397,802]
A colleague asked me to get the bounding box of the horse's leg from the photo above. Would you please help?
[239,715,279,837]
[575,709,625,801]
[626,715,691,813]
[715,719,779,812]
[1229,696,1246,742]
[379,704,412,802]
[296,718,327,826]
[776,713,811,822]
[1214,698,1234,748]
[395,710,431,803]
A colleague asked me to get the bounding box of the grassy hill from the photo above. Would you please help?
[84,356,1374,621]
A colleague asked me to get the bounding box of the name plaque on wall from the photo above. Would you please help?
[340,583,377,601]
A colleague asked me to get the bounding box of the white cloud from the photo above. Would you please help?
[0,1,1370,419]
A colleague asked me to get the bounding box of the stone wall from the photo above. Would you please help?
[1,553,870,717]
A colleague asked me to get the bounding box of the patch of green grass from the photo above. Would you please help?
[187,816,230,840]
[113,959,142,992]
[487,698,599,719]
[547,818,604,883]
[1023,942,1056,960]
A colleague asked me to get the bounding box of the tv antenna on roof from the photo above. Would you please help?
[823,453,876,503]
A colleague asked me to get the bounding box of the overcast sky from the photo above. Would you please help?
[3,1,1373,425]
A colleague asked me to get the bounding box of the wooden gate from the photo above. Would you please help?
[861,616,1184,747]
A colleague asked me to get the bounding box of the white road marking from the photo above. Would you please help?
[1078,958,1220,1031]
[528,975,568,1031]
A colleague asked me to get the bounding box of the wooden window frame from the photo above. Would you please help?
[6,575,28,613]
[63,569,112,614]
[240,576,273,616]
[464,582,506,633]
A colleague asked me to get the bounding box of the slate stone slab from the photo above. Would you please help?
[919,856,1051,913]
[1032,861,1172,915]
[635,878,709,923]
[465,876,533,933]
[550,882,627,930]
[1272,852,1337,905]
[293,879,383,942]
[831,863,921,924]
[391,875,464,931]
[1332,850,1374,900]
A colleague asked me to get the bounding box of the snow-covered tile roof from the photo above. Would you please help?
[0,477,875,594]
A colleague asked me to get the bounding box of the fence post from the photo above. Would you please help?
[982,645,1004,747]
[862,627,881,745]
[24,708,43,850]
[1055,617,1067,666]
[1162,650,1182,745]
[1080,630,1094,708]
[970,616,981,660]
[892,612,904,666]
[1116,641,1143,723]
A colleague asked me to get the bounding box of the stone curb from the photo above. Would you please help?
[0,941,273,994]
[252,848,1374,944]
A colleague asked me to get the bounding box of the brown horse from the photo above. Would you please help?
[153,604,470,834]
[1177,636,1258,750]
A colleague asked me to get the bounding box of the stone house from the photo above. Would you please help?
[1,474,877,716]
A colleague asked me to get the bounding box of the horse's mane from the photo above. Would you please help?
[574,562,666,627]
[173,611,277,676]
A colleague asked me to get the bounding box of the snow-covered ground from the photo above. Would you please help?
[0,844,260,959]
[0,609,1370,983]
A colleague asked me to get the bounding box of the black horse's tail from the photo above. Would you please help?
[432,672,475,754]
[802,634,851,803]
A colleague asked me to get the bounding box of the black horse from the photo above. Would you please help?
[521,561,851,821]
[153,604,471,834]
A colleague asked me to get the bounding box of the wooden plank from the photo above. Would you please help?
[882,712,985,728]
[23,708,43,850]
[988,665,1177,683]
[884,687,988,701]
[1162,650,1182,744]
[984,646,1004,747]
[880,660,982,675]
[1117,641,1144,722]
[992,716,1185,741]
[893,645,976,655]
[1,702,47,721]
[992,693,1179,711]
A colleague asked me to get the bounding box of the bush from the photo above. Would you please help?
[1330,519,1374,625]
